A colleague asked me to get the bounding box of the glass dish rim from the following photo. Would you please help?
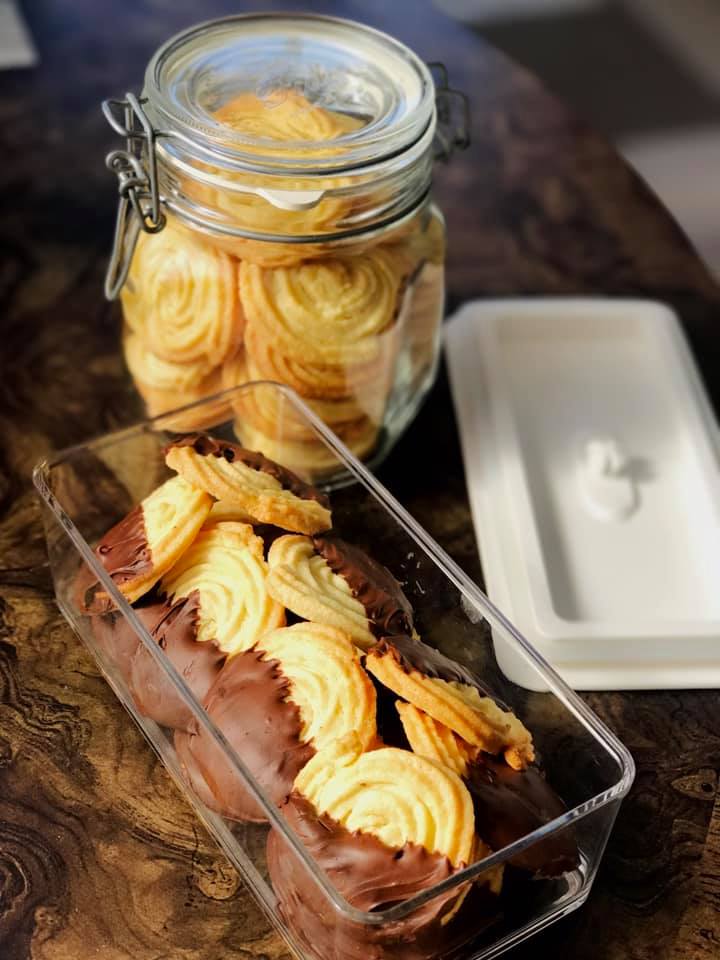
[32,380,636,927]
[144,12,436,172]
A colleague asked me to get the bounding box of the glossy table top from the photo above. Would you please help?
[1,2,719,959]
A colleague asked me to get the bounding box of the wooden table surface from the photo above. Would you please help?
[2,1,720,958]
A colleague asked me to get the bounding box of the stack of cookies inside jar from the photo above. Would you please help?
[119,86,446,481]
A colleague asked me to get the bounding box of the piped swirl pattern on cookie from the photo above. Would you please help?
[258,623,377,751]
[122,221,242,369]
[242,321,383,400]
[396,700,477,776]
[295,733,474,867]
[214,90,362,145]
[240,250,403,368]
[365,635,535,769]
[266,533,414,649]
[176,622,376,822]
[266,535,373,647]
[161,521,285,655]
[226,351,378,441]
[397,700,578,877]
[80,475,212,610]
[165,434,332,534]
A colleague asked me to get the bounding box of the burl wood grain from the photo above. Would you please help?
[1,1,719,959]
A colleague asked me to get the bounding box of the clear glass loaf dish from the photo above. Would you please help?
[33,381,634,960]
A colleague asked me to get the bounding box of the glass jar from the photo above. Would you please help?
[103,14,467,480]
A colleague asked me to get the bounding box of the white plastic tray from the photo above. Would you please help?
[446,298,720,690]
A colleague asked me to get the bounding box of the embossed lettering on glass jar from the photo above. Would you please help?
[103,14,468,481]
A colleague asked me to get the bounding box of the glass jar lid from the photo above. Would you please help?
[144,13,436,172]
[102,14,467,298]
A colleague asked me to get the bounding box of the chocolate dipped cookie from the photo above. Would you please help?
[366,635,534,770]
[176,622,376,822]
[160,520,285,655]
[127,593,226,730]
[396,701,578,877]
[266,532,414,649]
[90,591,225,731]
[165,434,332,534]
[267,735,502,960]
[77,475,212,611]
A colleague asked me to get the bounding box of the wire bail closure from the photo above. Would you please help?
[102,93,166,300]
[428,63,471,161]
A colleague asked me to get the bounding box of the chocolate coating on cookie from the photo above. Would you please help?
[95,504,152,584]
[168,434,329,507]
[129,592,225,731]
[466,755,578,877]
[174,726,222,811]
[370,673,412,750]
[91,592,224,730]
[179,648,315,822]
[378,636,576,875]
[268,795,499,960]
[280,794,453,909]
[91,610,143,682]
[76,505,151,611]
[313,534,414,637]
[379,641,576,875]
[375,634,500,701]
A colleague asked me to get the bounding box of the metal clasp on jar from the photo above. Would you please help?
[102,94,166,299]
[100,93,332,300]
[428,63,471,160]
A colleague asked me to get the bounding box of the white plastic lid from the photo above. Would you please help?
[446,298,720,690]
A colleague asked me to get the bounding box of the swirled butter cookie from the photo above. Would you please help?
[267,734,503,960]
[266,533,414,649]
[296,734,473,866]
[396,700,477,776]
[396,701,579,877]
[77,475,212,611]
[176,622,377,822]
[165,434,331,534]
[187,90,364,266]
[124,331,211,393]
[242,322,383,400]
[124,319,232,428]
[365,635,535,770]
[160,521,285,655]
[223,351,376,441]
[121,220,243,369]
[233,418,379,481]
[239,248,403,368]
[214,89,361,143]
